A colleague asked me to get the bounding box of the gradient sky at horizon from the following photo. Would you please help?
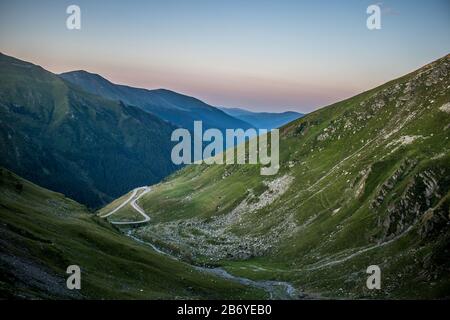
[0,0,449,112]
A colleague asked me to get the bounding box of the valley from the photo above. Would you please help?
[1,0,449,304]
[1,53,449,300]
[0,167,266,299]
[108,54,450,299]
[98,182,303,299]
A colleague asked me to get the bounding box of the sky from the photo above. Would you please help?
[0,0,449,112]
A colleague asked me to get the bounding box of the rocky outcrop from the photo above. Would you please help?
[419,197,450,240]
[136,175,296,262]
[377,165,448,241]
[370,159,418,209]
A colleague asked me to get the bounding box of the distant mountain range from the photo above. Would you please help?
[0,53,299,208]
[220,107,303,130]
[59,70,253,132]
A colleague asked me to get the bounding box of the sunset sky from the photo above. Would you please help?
[1,0,449,112]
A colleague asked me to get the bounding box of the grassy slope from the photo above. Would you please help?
[0,168,266,299]
[125,55,450,298]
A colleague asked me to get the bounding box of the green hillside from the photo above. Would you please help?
[0,167,265,299]
[120,54,450,298]
[0,53,178,208]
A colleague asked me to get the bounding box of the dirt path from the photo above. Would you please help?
[100,186,151,225]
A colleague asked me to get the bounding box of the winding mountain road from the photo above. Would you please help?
[100,186,151,225]
[99,186,302,299]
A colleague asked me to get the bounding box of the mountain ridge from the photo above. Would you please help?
[0,167,265,299]
[59,70,254,132]
[0,52,179,208]
[219,107,303,129]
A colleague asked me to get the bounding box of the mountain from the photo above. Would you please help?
[0,53,179,208]
[220,107,303,129]
[59,70,253,132]
[0,167,264,299]
[121,54,450,298]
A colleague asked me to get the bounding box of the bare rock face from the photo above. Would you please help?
[439,102,450,113]
[377,166,449,241]
[419,200,449,240]
[370,159,418,210]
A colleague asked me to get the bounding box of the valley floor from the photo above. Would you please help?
[0,168,266,299]
[99,185,306,299]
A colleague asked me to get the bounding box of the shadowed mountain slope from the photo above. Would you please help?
[60,70,253,132]
[0,53,178,208]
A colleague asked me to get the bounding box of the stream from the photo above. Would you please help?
[126,231,302,300]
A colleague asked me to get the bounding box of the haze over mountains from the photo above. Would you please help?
[220,107,303,129]
[0,53,300,208]
[59,70,253,132]
[60,70,304,131]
